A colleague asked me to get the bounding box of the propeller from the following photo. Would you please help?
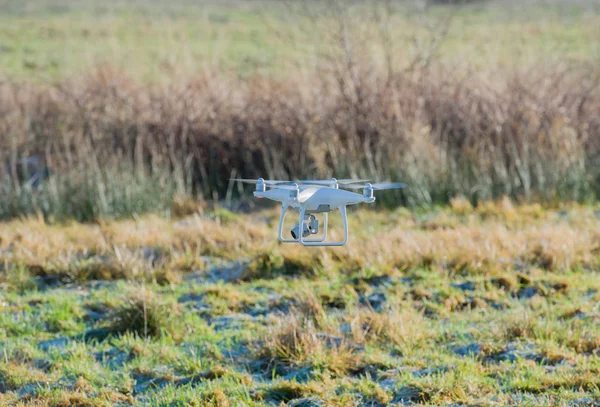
[269,184,301,190]
[293,178,371,185]
[337,179,372,184]
[231,179,308,192]
[342,182,407,190]
[231,178,372,187]
[230,178,291,185]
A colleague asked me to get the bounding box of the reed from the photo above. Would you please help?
[1,62,597,220]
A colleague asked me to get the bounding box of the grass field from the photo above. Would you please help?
[0,0,599,81]
[0,200,599,406]
[1,1,600,405]
[1,0,599,213]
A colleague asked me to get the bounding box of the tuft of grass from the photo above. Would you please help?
[261,381,307,403]
[241,252,322,281]
[256,314,362,376]
[171,196,205,218]
[503,315,538,341]
[566,336,600,355]
[259,381,327,405]
[51,392,98,407]
[393,385,433,404]
[202,388,230,407]
[349,306,432,350]
[200,285,255,315]
[108,290,179,339]
[0,362,47,393]
[450,196,474,216]
[1,264,38,293]
[491,275,518,292]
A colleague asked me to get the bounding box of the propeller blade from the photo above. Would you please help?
[341,182,407,190]
[230,178,291,185]
[292,180,334,185]
[371,182,408,190]
[292,179,371,185]
[232,178,372,187]
[269,184,300,190]
[337,179,372,184]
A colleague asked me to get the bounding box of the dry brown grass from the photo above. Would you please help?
[256,314,362,376]
[0,203,598,287]
[566,336,600,355]
[346,206,600,276]
[1,61,598,216]
[503,315,538,341]
[0,362,48,393]
[348,306,432,349]
[50,392,99,407]
[258,380,328,405]
[202,388,230,407]
[108,289,180,339]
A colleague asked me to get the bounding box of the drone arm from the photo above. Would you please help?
[321,212,329,241]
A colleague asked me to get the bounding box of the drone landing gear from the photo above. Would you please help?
[278,205,348,246]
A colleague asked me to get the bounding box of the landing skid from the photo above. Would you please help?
[278,205,348,246]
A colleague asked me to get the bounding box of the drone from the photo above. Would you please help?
[233,178,406,246]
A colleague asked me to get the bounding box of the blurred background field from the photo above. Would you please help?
[0,0,599,221]
[0,0,599,80]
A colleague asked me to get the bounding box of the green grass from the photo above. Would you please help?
[0,203,599,405]
[0,166,185,222]
[0,0,598,81]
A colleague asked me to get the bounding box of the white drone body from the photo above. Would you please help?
[234,178,406,246]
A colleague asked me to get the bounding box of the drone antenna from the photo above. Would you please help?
[330,178,338,189]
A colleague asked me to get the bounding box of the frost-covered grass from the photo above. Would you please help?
[0,200,599,406]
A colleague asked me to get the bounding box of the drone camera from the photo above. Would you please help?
[290,223,310,239]
[291,214,319,239]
